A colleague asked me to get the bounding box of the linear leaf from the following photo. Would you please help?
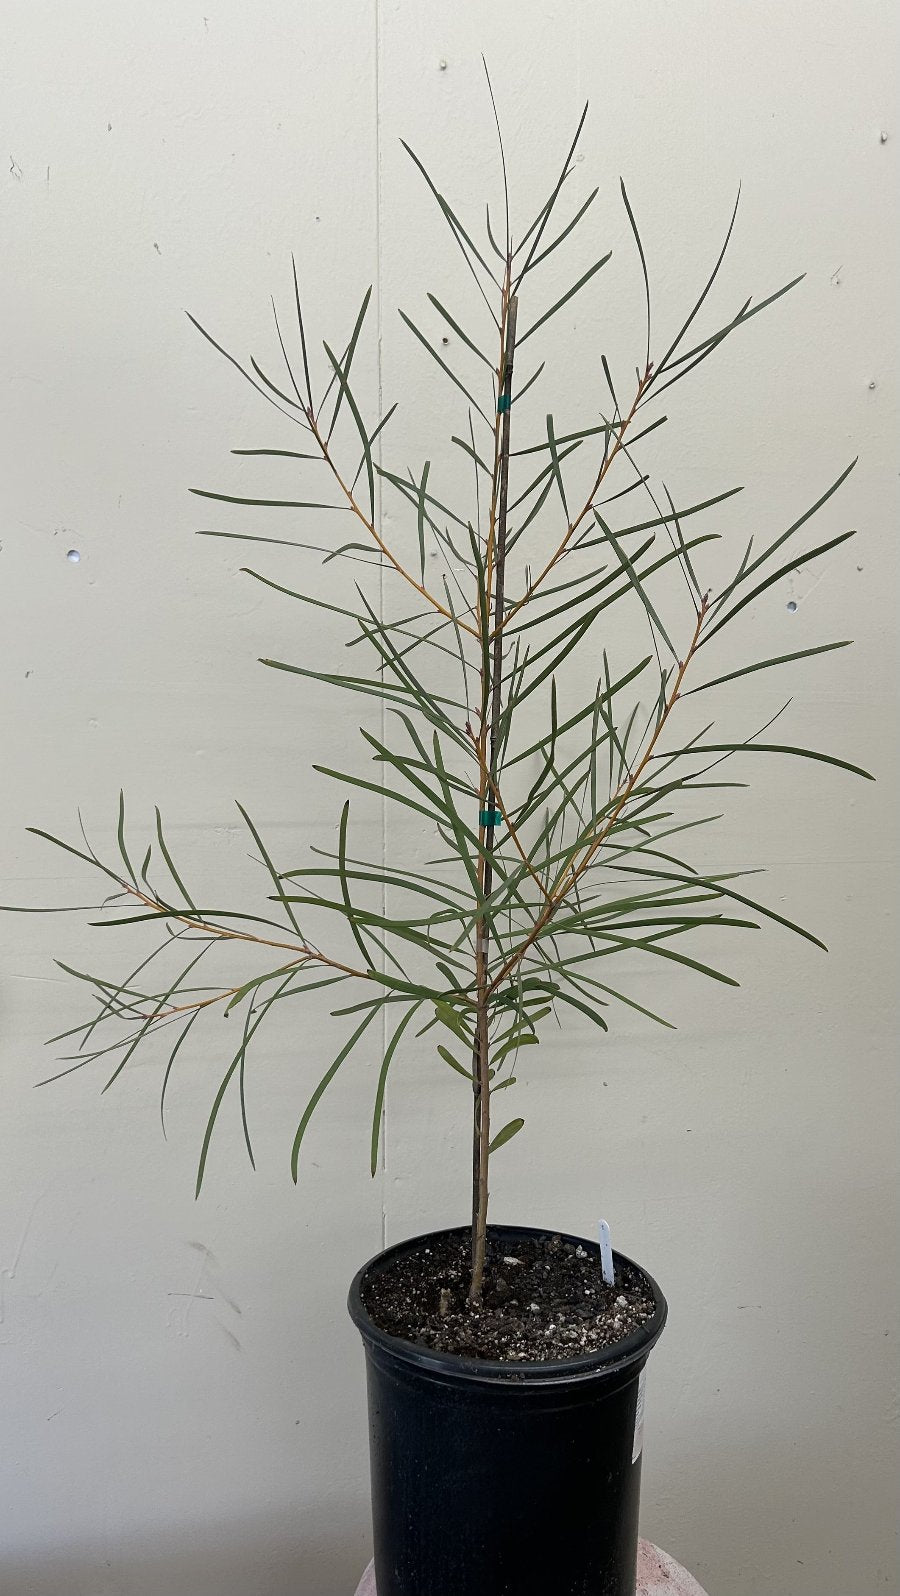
[488,1116,525,1154]
[592,514,677,657]
[650,275,805,399]
[415,460,431,582]
[400,141,498,281]
[160,1010,200,1139]
[620,179,651,369]
[370,1005,420,1175]
[437,1044,473,1080]
[655,742,873,780]
[190,488,340,510]
[327,287,372,439]
[653,188,741,377]
[545,414,569,520]
[291,1007,380,1180]
[685,640,852,695]
[230,448,319,460]
[186,312,302,426]
[399,311,491,423]
[609,862,828,950]
[426,294,494,368]
[323,341,375,516]
[701,529,857,644]
[514,102,588,281]
[529,187,599,271]
[153,809,194,907]
[519,254,612,345]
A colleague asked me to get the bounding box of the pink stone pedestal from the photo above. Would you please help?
[355,1537,709,1594]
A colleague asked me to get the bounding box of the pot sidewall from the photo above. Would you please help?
[348,1224,667,1596]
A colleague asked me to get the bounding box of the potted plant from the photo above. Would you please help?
[6,90,870,1596]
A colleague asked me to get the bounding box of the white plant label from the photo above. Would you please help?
[597,1218,614,1286]
[632,1368,646,1463]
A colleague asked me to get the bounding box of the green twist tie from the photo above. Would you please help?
[479,807,502,827]
[497,393,511,413]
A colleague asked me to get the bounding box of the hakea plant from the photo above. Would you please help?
[12,96,870,1304]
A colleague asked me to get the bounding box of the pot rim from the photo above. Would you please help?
[347,1223,667,1387]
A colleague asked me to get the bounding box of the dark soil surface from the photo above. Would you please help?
[361,1231,657,1363]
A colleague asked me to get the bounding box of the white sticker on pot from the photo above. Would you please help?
[632,1368,646,1463]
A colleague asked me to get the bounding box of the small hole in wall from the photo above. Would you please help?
[786,599,797,613]
[66,549,81,564]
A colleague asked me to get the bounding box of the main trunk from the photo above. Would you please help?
[469,292,518,1304]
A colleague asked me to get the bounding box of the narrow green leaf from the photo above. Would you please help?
[519,254,612,345]
[702,529,857,644]
[398,310,491,423]
[485,201,506,261]
[511,361,546,406]
[726,464,858,598]
[237,1000,256,1170]
[545,414,569,520]
[378,464,469,530]
[370,1005,420,1175]
[451,433,492,476]
[593,514,677,657]
[508,656,652,767]
[249,356,303,410]
[547,990,610,1030]
[160,1010,200,1139]
[437,1044,473,1080]
[609,862,828,950]
[655,741,873,780]
[426,294,494,368]
[415,460,431,582]
[104,942,210,1097]
[435,1000,473,1045]
[235,801,303,936]
[351,402,399,493]
[327,287,373,439]
[653,188,740,378]
[190,488,341,510]
[400,141,498,281]
[509,438,583,514]
[651,275,805,398]
[686,640,852,695]
[291,1008,380,1181]
[290,253,314,408]
[197,528,375,560]
[512,420,609,459]
[488,1116,525,1154]
[514,102,589,281]
[186,311,302,425]
[493,1026,540,1066]
[322,342,375,516]
[230,447,320,460]
[620,179,651,369]
[116,791,137,887]
[528,187,599,271]
[152,810,196,912]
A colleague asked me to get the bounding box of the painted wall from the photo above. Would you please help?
[2,4,897,1594]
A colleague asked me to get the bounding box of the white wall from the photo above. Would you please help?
[1,4,897,1595]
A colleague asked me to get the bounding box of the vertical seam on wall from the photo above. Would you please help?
[374,0,387,1256]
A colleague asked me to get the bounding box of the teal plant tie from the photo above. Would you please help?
[479,807,502,828]
[497,393,511,413]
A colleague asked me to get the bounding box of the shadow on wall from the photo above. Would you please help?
[0,1508,371,1596]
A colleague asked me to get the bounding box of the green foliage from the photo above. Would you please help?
[6,86,869,1248]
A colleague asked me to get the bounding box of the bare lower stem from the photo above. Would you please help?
[470,985,491,1300]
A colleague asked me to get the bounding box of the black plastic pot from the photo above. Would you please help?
[348,1224,667,1596]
